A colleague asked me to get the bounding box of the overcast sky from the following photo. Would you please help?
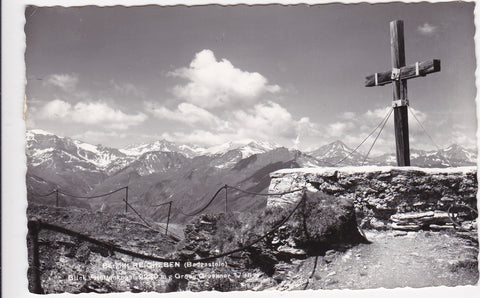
[25,3,477,154]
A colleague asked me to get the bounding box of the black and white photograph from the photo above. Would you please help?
[3,0,480,296]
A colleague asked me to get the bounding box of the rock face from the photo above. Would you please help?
[267,166,477,229]
[264,191,369,255]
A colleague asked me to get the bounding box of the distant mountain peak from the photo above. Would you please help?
[444,143,467,152]
[329,140,351,150]
[202,140,281,158]
[28,129,55,136]
[120,139,179,156]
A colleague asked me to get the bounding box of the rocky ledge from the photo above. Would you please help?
[267,166,477,230]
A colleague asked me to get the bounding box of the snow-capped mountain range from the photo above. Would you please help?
[26,129,477,177]
[27,130,280,170]
[25,129,477,219]
[119,138,281,159]
[119,140,204,158]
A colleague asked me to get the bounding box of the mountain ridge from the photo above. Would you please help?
[25,129,477,221]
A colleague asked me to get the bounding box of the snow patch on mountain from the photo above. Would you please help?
[120,140,177,156]
[76,141,98,153]
[204,140,281,158]
[28,129,55,136]
[120,140,204,158]
[27,130,128,173]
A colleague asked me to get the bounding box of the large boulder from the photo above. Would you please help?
[263,191,369,255]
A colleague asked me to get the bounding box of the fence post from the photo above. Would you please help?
[165,201,172,235]
[125,186,129,213]
[225,185,228,213]
[28,220,44,294]
[55,189,59,207]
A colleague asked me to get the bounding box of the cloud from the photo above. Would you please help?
[317,107,396,155]
[297,116,322,137]
[169,49,280,108]
[328,121,355,136]
[110,80,144,98]
[161,130,229,147]
[451,129,477,149]
[73,130,127,145]
[38,99,147,130]
[147,102,225,128]
[364,106,392,121]
[39,99,72,119]
[153,101,319,148]
[339,111,356,120]
[43,73,79,92]
[232,101,296,139]
[417,23,437,35]
[407,107,427,123]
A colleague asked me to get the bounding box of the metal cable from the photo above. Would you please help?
[362,107,393,165]
[447,204,478,232]
[408,106,452,167]
[180,186,226,217]
[30,190,57,197]
[333,107,393,166]
[225,185,305,197]
[122,199,153,229]
[303,255,319,290]
[58,186,127,199]
[30,191,305,264]
[196,191,306,263]
[150,201,173,207]
[33,220,181,263]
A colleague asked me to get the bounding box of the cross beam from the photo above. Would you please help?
[365,20,441,166]
[365,59,441,87]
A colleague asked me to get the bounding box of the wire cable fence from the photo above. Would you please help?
[30,186,129,210]
[58,187,127,199]
[31,190,57,197]
[27,189,306,293]
[30,182,306,239]
[179,186,227,217]
[179,184,305,217]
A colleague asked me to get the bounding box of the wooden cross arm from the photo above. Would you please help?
[365,59,441,87]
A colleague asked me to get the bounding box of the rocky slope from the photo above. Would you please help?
[27,203,478,293]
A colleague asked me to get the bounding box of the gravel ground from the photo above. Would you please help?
[296,230,479,290]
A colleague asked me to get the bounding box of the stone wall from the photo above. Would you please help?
[267,166,477,229]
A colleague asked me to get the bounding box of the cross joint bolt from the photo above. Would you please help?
[392,99,409,108]
[391,68,401,80]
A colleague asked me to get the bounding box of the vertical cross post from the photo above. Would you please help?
[365,20,440,166]
[390,20,410,166]
[165,201,172,235]
[55,189,59,207]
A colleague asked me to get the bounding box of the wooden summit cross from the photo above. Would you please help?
[365,20,441,166]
